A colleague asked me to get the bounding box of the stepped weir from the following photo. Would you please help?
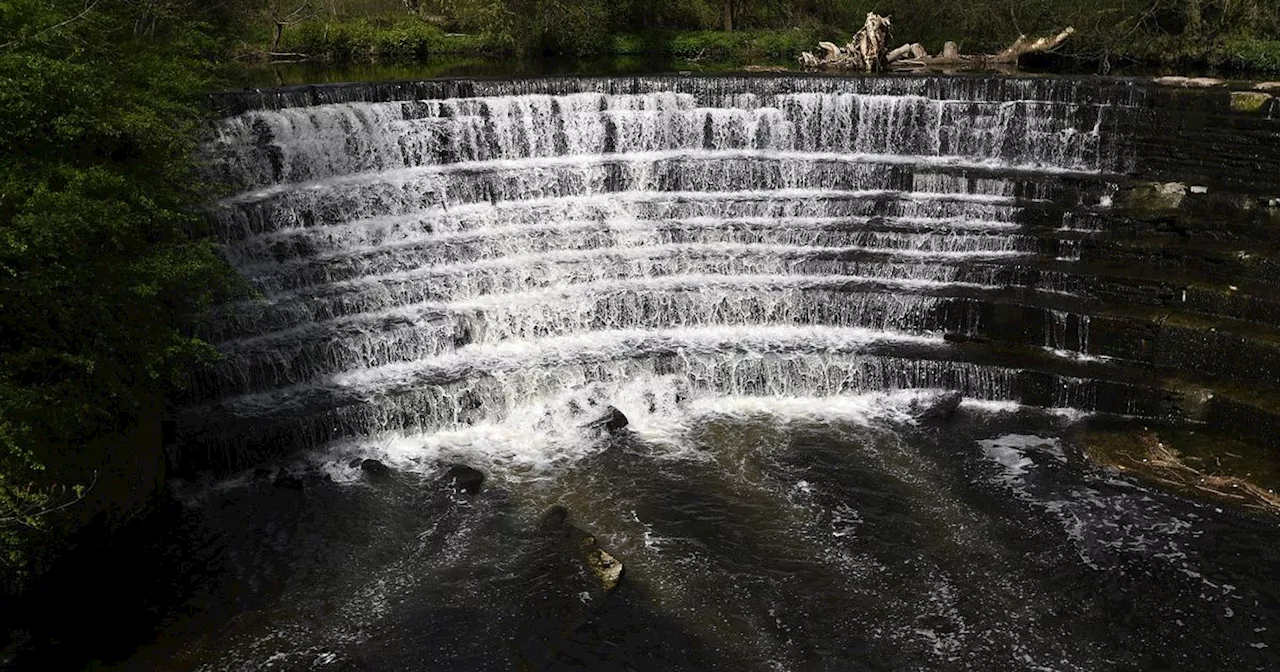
[116,74,1280,671]
[183,75,1280,474]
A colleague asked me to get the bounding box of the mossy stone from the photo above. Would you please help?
[1230,90,1272,113]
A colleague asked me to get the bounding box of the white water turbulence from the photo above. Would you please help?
[186,76,1140,475]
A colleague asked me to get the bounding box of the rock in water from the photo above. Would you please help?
[943,332,989,344]
[586,406,629,435]
[513,505,625,667]
[913,391,964,422]
[444,464,484,495]
[360,459,391,480]
[273,472,305,490]
[536,505,624,593]
[581,540,624,591]
[537,504,570,531]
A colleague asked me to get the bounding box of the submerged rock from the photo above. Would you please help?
[536,505,625,593]
[537,504,570,531]
[360,459,391,480]
[273,472,305,490]
[585,406,629,435]
[912,391,964,422]
[943,332,990,344]
[444,464,485,495]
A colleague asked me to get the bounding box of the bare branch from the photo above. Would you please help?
[0,472,98,529]
[0,0,102,52]
[991,27,1075,63]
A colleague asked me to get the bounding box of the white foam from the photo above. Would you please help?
[331,324,942,390]
[216,272,985,354]
[252,241,1028,308]
[314,387,939,484]
[220,148,1091,205]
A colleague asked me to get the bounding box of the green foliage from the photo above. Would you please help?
[667,29,816,59]
[279,18,495,59]
[252,0,1280,70]
[0,0,240,592]
[1223,38,1280,72]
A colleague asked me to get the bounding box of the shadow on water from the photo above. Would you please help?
[3,459,753,671]
[5,409,1280,670]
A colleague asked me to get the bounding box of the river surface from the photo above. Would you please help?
[121,402,1280,670]
[36,73,1280,671]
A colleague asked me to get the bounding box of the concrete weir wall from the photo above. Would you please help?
[179,75,1280,474]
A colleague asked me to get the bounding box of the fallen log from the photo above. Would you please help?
[886,42,927,63]
[891,28,1075,70]
[799,14,1075,73]
[993,28,1075,63]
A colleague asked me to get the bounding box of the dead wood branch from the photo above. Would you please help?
[800,14,1074,73]
[992,27,1076,63]
[798,13,892,72]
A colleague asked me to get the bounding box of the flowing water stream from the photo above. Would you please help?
[101,75,1280,670]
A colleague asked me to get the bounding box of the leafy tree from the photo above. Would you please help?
[0,0,241,592]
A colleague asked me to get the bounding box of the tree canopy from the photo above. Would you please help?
[0,0,241,591]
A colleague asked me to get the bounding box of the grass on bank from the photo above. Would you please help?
[254,19,821,65]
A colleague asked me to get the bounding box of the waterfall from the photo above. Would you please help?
[185,75,1146,472]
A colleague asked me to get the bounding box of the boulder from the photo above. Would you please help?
[1231,90,1273,113]
[360,459,391,480]
[581,542,624,592]
[444,464,485,495]
[1123,181,1187,214]
[511,505,625,667]
[912,391,964,422]
[586,406,629,435]
[536,505,624,593]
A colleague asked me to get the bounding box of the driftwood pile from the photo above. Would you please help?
[799,12,1074,73]
[1089,431,1280,515]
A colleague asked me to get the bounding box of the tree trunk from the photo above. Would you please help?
[723,0,733,32]
[272,21,284,52]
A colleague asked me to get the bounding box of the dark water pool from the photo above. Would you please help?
[27,400,1277,671]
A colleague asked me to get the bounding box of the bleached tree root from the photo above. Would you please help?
[800,17,1074,73]
[798,13,892,72]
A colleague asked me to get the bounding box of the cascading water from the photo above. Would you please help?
[132,76,1280,671]
[180,77,1144,469]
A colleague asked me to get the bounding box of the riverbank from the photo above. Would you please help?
[241,17,1280,75]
